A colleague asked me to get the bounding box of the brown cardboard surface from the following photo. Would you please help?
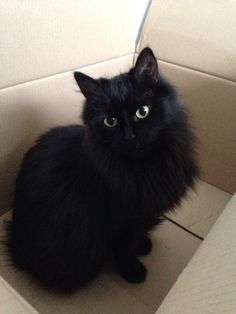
[167,180,232,238]
[156,193,236,314]
[0,1,140,88]
[137,0,236,82]
[0,276,38,314]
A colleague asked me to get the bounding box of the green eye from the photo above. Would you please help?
[135,105,150,119]
[104,116,118,127]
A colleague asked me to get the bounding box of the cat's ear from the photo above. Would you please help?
[133,48,158,85]
[74,72,100,99]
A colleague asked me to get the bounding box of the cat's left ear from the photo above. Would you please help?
[134,47,158,85]
[74,72,100,99]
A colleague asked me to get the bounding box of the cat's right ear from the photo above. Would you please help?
[74,72,100,99]
[133,47,158,86]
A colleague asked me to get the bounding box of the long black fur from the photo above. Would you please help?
[7,48,198,292]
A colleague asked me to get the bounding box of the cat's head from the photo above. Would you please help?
[74,48,177,158]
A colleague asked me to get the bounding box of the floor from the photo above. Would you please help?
[0,181,231,314]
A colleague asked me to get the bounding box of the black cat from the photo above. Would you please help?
[7,48,198,292]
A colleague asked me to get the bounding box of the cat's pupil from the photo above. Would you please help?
[107,117,115,124]
[136,105,150,119]
[139,107,147,116]
[104,117,118,127]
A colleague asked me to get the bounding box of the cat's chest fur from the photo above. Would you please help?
[90,145,184,221]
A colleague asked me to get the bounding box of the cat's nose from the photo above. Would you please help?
[124,129,136,141]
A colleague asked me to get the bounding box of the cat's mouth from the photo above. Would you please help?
[116,141,151,159]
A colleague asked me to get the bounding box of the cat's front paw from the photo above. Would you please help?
[116,257,147,283]
[137,235,152,256]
